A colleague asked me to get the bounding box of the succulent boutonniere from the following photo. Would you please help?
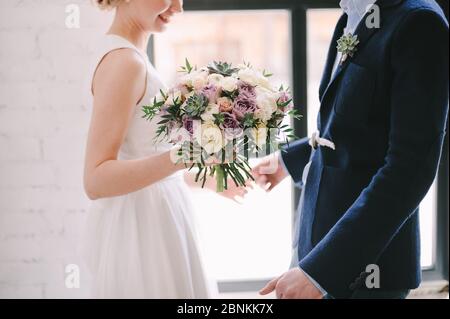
[336,33,360,65]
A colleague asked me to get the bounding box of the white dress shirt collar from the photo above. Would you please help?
[330,0,377,78]
[340,0,378,34]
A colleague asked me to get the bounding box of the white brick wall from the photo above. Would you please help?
[0,0,114,298]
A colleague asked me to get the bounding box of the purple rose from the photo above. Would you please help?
[232,94,257,120]
[220,112,241,129]
[220,112,243,140]
[182,116,194,135]
[238,81,256,98]
[201,84,221,104]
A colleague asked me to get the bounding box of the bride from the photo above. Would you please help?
[82,0,247,298]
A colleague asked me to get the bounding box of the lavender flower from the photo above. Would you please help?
[182,116,194,135]
[220,112,243,140]
[238,81,257,98]
[232,94,258,120]
[201,84,221,104]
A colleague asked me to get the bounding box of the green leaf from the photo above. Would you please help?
[263,69,273,78]
[221,89,239,100]
[160,89,168,100]
[213,113,226,126]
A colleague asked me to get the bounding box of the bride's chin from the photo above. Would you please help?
[153,18,168,32]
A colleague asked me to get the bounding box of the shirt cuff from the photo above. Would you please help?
[299,267,327,297]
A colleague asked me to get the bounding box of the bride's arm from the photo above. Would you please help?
[83,49,184,200]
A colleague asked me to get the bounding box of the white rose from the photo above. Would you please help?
[194,121,224,154]
[256,76,274,91]
[256,87,278,115]
[178,70,208,90]
[238,68,274,91]
[206,103,220,114]
[254,108,272,123]
[237,68,258,85]
[208,74,224,86]
[177,73,194,87]
[220,76,238,92]
[201,113,215,122]
[201,103,220,122]
[191,71,208,90]
[256,86,274,96]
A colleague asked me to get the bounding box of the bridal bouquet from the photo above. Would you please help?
[142,60,302,192]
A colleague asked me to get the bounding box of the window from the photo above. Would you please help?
[154,10,294,284]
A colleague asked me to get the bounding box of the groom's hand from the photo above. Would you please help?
[259,268,323,299]
[252,152,288,191]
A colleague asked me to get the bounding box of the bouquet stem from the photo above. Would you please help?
[215,165,225,193]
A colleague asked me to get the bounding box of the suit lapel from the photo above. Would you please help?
[320,14,381,104]
[319,0,404,103]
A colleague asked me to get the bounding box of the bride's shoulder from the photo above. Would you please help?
[92,35,148,75]
[92,48,147,99]
[99,48,146,74]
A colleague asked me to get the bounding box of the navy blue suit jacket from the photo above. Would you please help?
[282,0,449,298]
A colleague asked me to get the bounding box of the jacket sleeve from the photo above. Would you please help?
[299,8,450,298]
[280,136,312,187]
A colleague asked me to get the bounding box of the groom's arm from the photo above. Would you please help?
[280,137,312,187]
[298,8,449,298]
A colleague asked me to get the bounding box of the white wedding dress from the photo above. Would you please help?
[81,34,212,299]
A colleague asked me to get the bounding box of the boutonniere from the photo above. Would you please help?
[336,33,360,65]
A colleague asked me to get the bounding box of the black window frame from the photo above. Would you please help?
[149,0,449,293]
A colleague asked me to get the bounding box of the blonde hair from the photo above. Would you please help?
[95,0,123,10]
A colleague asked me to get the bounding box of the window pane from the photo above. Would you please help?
[306,9,436,269]
[154,10,293,281]
[307,10,342,137]
[419,180,437,268]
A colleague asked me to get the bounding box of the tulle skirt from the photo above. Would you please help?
[81,173,213,299]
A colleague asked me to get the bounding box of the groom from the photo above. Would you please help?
[255,0,449,299]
